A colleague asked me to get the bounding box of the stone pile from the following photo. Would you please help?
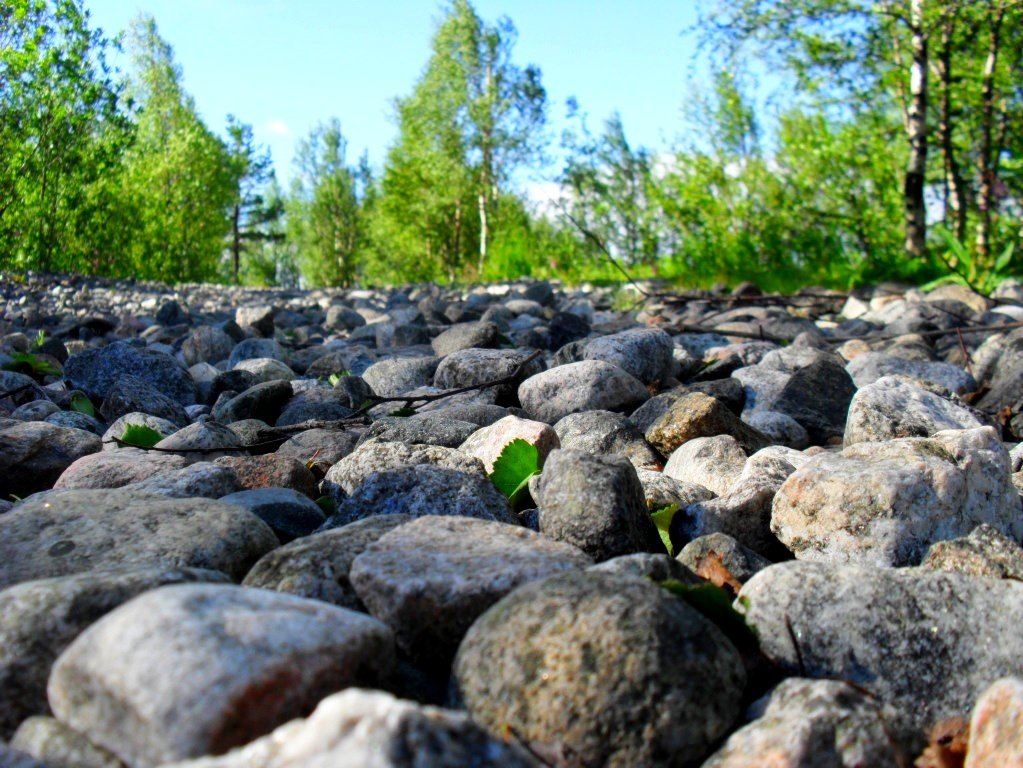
[2,271,1023,766]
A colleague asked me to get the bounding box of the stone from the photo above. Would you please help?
[49,584,395,767]
[64,342,197,406]
[434,348,544,404]
[10,399,61,422]
[321,440,484,499]
[101,413,180,451]
[701,678,904,768]
[153,418,246,462]
[356,414,478,449]
[588,552,699,585]
[361,356,440,398]
[518,360,649,423]
[323,304,366,331]
[738,561,1023,750]
[0,566,227,738]
[553,410,661,469]
[582,327,675,385]
[11,716,126,768]
[181,326,235,368]
[845,375,988,445]
[54,448,190,491]
[213,454,318,498]
[967,677,1023,768]
[99,375,190,427]
[0,744,45,768]
[218,488,325,543]
[321,465,516,529]
[273,428,360,475]
[350,516,591,667]
[770,357,857,444]
[743,410,810,449]
[274,386,356,427]
[231,358,295,384]
[243,516,410,610]
[921,523,1023,580]
[634,468,715,510]
[227,338,286,371]
[846,352,977,396]
[0,421,101,498]
[44,410,105,435]
[234,304,275,337]
[459,414,560,473]
[430,321,500,356]
[772,427,1022,566]
[0,489,278,588]
[158,689,540,768]
[662,435,747,497]
[535,449,664,561]
[645,391,770,456]
[454,571,745,767]
[677,532,773,585]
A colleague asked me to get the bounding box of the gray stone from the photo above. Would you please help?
[227,338,286,370]
[434,348,544,404]
[64,342,197,406]
[518,360,649,423]
[181,327,234,368]
[323,304,366,331]
[430,321,500,357]
[588,552,699,585]
[231,357,295,383]
[243,516,410,609]
[0,744,45,768]
[738,561,1023,749]
[99,375,189,427]
[54,448,189,491]
[234,304,275,337]
[845,375,989,445]
[702,678,904,768]
[459,414,560,473]
[44,410,105,435]
[770,357,857,444]
[357,414,479,449]
[11,716,126,768]
[0,421,101,498]
[322,465,516,529]
[582,327,675,385]
[677,532,773,585]
[846,352,977,396]
[535,449,664,561]
[49,583,395,768]
[0,567,227,738]
[10,400,60,422]
[274,428,361,476]
[274,386,356,427]
[772,427,1022,566]
[733,365,791,413]
[645,391,770,456]
[921,523,1023,580]
[350,516,591,666]
[663,435,748,497]
[742,410,810,449]
[219,488,325,543]
[158,689,540,768]
[211,380,293,426]
[634,468,715,510]
[322,440,484,499]
[0,489,278,587]
[553,410,661,469]
[454,571,746,767]
[154,418,246,462]
[123,462,243,499]
[101,413,180,451]
[361,356,440,398]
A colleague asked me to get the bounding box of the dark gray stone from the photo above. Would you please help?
[65,342,197,406]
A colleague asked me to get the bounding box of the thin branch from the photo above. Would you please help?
[557,204,650,298]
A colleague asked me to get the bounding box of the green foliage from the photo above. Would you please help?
[489,438,540,509]
[2,351,61,378]
[388,407,417,418]
[649,504,679,556]
[660,579,758,648]
[315,496,336,516]
[119,424,162,448]
[32,330,46,348]
[925,228,1018,295]
[327,371,350,387]
[69,391,95,417]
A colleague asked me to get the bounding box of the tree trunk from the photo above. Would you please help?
[976,1,1005,265]
[231,203,241,282]
[904,0,929,261]
[936,13,968,242]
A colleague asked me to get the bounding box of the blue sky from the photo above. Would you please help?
[85,0,707,188]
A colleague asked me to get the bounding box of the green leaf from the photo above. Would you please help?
[489,438,540,508]
[660,580,758,647]
[649,503,679,556]
[328,370,351,387]
[120,424,163,448]
[2,351,61,377]
[388,407,417,417]
[315,496,337,516]
[995,242,1015,275]
[69,392,95,417]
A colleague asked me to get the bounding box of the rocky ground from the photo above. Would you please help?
[2,271,1023,767]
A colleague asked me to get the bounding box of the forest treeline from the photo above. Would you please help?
[2,0,1021,292]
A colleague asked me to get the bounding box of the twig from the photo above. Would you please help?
[557,205,650,298]
[0,383,37,400]
[667,322,792,344]
[956,328,975,379]
[784,615,807,677]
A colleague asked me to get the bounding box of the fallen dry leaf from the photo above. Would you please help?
[914,716,969,768]
[694,550,743,598]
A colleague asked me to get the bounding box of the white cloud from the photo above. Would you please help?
[266,119,290,137]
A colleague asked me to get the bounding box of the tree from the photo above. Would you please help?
[378,0,546,278]
[117,14,236,282]
[225,116,280,283]
[0,0,128,273]
[288,119,366,287]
